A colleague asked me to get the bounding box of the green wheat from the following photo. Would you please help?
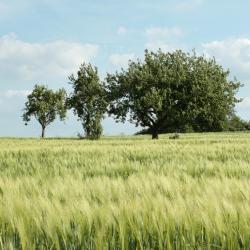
[0,133,249,249]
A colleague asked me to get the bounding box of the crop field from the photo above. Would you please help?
[0,133,250,249]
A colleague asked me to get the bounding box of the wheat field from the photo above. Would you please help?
[0,133,250,249]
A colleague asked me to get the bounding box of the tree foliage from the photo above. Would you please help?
[106,50,241,139]
[224,114,250,131]
[23,85,67,138]
[68,63,107,140]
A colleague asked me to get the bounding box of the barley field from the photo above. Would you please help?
[0,133,250,249]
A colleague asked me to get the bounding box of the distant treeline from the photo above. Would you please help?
[23,49,243,139]
[137,114,250,135]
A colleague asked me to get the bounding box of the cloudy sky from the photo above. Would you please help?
[0,0,250,137]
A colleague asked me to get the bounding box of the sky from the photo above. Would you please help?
[1,0,250,137]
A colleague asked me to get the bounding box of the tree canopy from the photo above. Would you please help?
[106,50,241,139]
[23,85,67,138]
[68,63,107,139]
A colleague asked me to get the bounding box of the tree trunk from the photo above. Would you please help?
[152,129,159,139]
[41,126,45,138]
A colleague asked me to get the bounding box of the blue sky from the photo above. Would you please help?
[0,0,250,137]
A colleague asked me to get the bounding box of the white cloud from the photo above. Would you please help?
[0,89,31,107]
[109,53,136,68]
[0,90,31,98]
[202,38,250,79]
[237,97,250,109]
[145,26,184,52]
[117,26,127,35]
[0,33,99,82]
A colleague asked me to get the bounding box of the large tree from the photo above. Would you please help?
[23,85,67,138]
[106,50,241,139]
[68,63,107,140]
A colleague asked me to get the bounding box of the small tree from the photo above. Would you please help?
[68,63,107,140]
[106,50,241,139]
[23,84,67,138]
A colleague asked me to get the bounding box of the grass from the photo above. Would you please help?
[0,133,250,249]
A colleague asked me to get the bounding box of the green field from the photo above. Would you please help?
[0,133,250,249]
